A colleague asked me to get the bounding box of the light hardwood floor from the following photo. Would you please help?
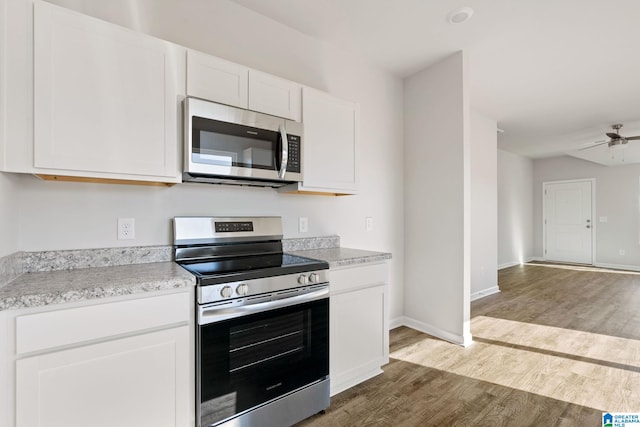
[297,262,640,426]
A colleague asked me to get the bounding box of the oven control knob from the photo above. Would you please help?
[236,283,249,296]
[220,285,233,298]
[297,274,308,285]
[309,273,319,283]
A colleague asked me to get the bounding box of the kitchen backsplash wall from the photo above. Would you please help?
[6,0,405,320]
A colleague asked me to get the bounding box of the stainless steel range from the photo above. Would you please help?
[174,216,330,427]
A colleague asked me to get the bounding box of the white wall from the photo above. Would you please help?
[0,172,19,257]
[498,150,534,268]
[470,111,497,299]
[403,52,471,346]
[9,0,405,319]
[533,155,640,269]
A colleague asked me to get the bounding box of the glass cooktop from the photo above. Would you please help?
[178,253,328,286]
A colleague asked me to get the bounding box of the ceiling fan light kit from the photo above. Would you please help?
[580,123,640,151]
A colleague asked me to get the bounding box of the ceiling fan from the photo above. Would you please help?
[582,124,640,150]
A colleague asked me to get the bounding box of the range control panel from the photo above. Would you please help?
[214,221,254,233]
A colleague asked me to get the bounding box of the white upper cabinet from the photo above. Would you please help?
[186,51,301,121]
[248,70,301,121]
[281,86,358,195]
[32,1,183,183]
[186,50,248,109]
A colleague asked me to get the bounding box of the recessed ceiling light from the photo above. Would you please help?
[447,7,474,24]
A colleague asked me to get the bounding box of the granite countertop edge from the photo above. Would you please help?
[287,247,392,268]
[0,261,196,312]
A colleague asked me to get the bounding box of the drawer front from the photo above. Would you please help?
[330,262,388,294]
[16,292,189,354]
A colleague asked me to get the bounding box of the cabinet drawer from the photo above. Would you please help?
[330,262,388,294]
[16,292,189,354]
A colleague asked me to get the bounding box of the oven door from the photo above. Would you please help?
[197,294,329,427]
[185,97,302,183]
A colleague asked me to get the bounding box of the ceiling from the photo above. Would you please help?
[231,0,640,163]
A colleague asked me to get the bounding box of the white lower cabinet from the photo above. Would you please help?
[329,262,389,396]
[6,291,193,427]
[16,326,189,427]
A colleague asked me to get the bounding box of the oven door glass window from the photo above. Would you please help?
[198,298,329,427]
[192,116,281,171]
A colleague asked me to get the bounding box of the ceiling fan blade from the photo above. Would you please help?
[606,132,621,139]
[577,141,608,151]
[625,135,640,141]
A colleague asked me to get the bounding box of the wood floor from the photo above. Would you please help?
[296,262,640,426]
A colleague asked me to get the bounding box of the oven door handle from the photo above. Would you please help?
[199,286,328,325]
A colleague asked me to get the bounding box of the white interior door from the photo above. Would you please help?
[544,180,593,264]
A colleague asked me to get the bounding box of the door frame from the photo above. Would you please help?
[542,178,596,264]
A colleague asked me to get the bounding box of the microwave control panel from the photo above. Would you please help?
[288,135,301,173]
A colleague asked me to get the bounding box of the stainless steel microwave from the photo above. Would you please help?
[183,97,303,187]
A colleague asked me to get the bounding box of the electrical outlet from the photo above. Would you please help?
[365,217,373,232]
[118,218,135,240]
[299,217,308,233]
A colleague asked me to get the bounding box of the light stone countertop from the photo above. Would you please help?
[0,237,391,312]
[287,247,392,268]
[0,261,195,311]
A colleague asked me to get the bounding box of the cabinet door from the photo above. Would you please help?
[33,1,180,180]
[187,50,248,109]
[330,284,386,396]
[16,326,190,427]
[301,87,357,193]
[249,70,301,121]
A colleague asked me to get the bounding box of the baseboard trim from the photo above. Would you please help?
[389,316,405,330]
[498,261,520,270]
[593,262,640,272]
[330,365,384,396]
[470,286,500,301]
[402,316,472,347]
[498,256,541,270]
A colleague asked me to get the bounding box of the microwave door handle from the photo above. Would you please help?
[278,125,289,179]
